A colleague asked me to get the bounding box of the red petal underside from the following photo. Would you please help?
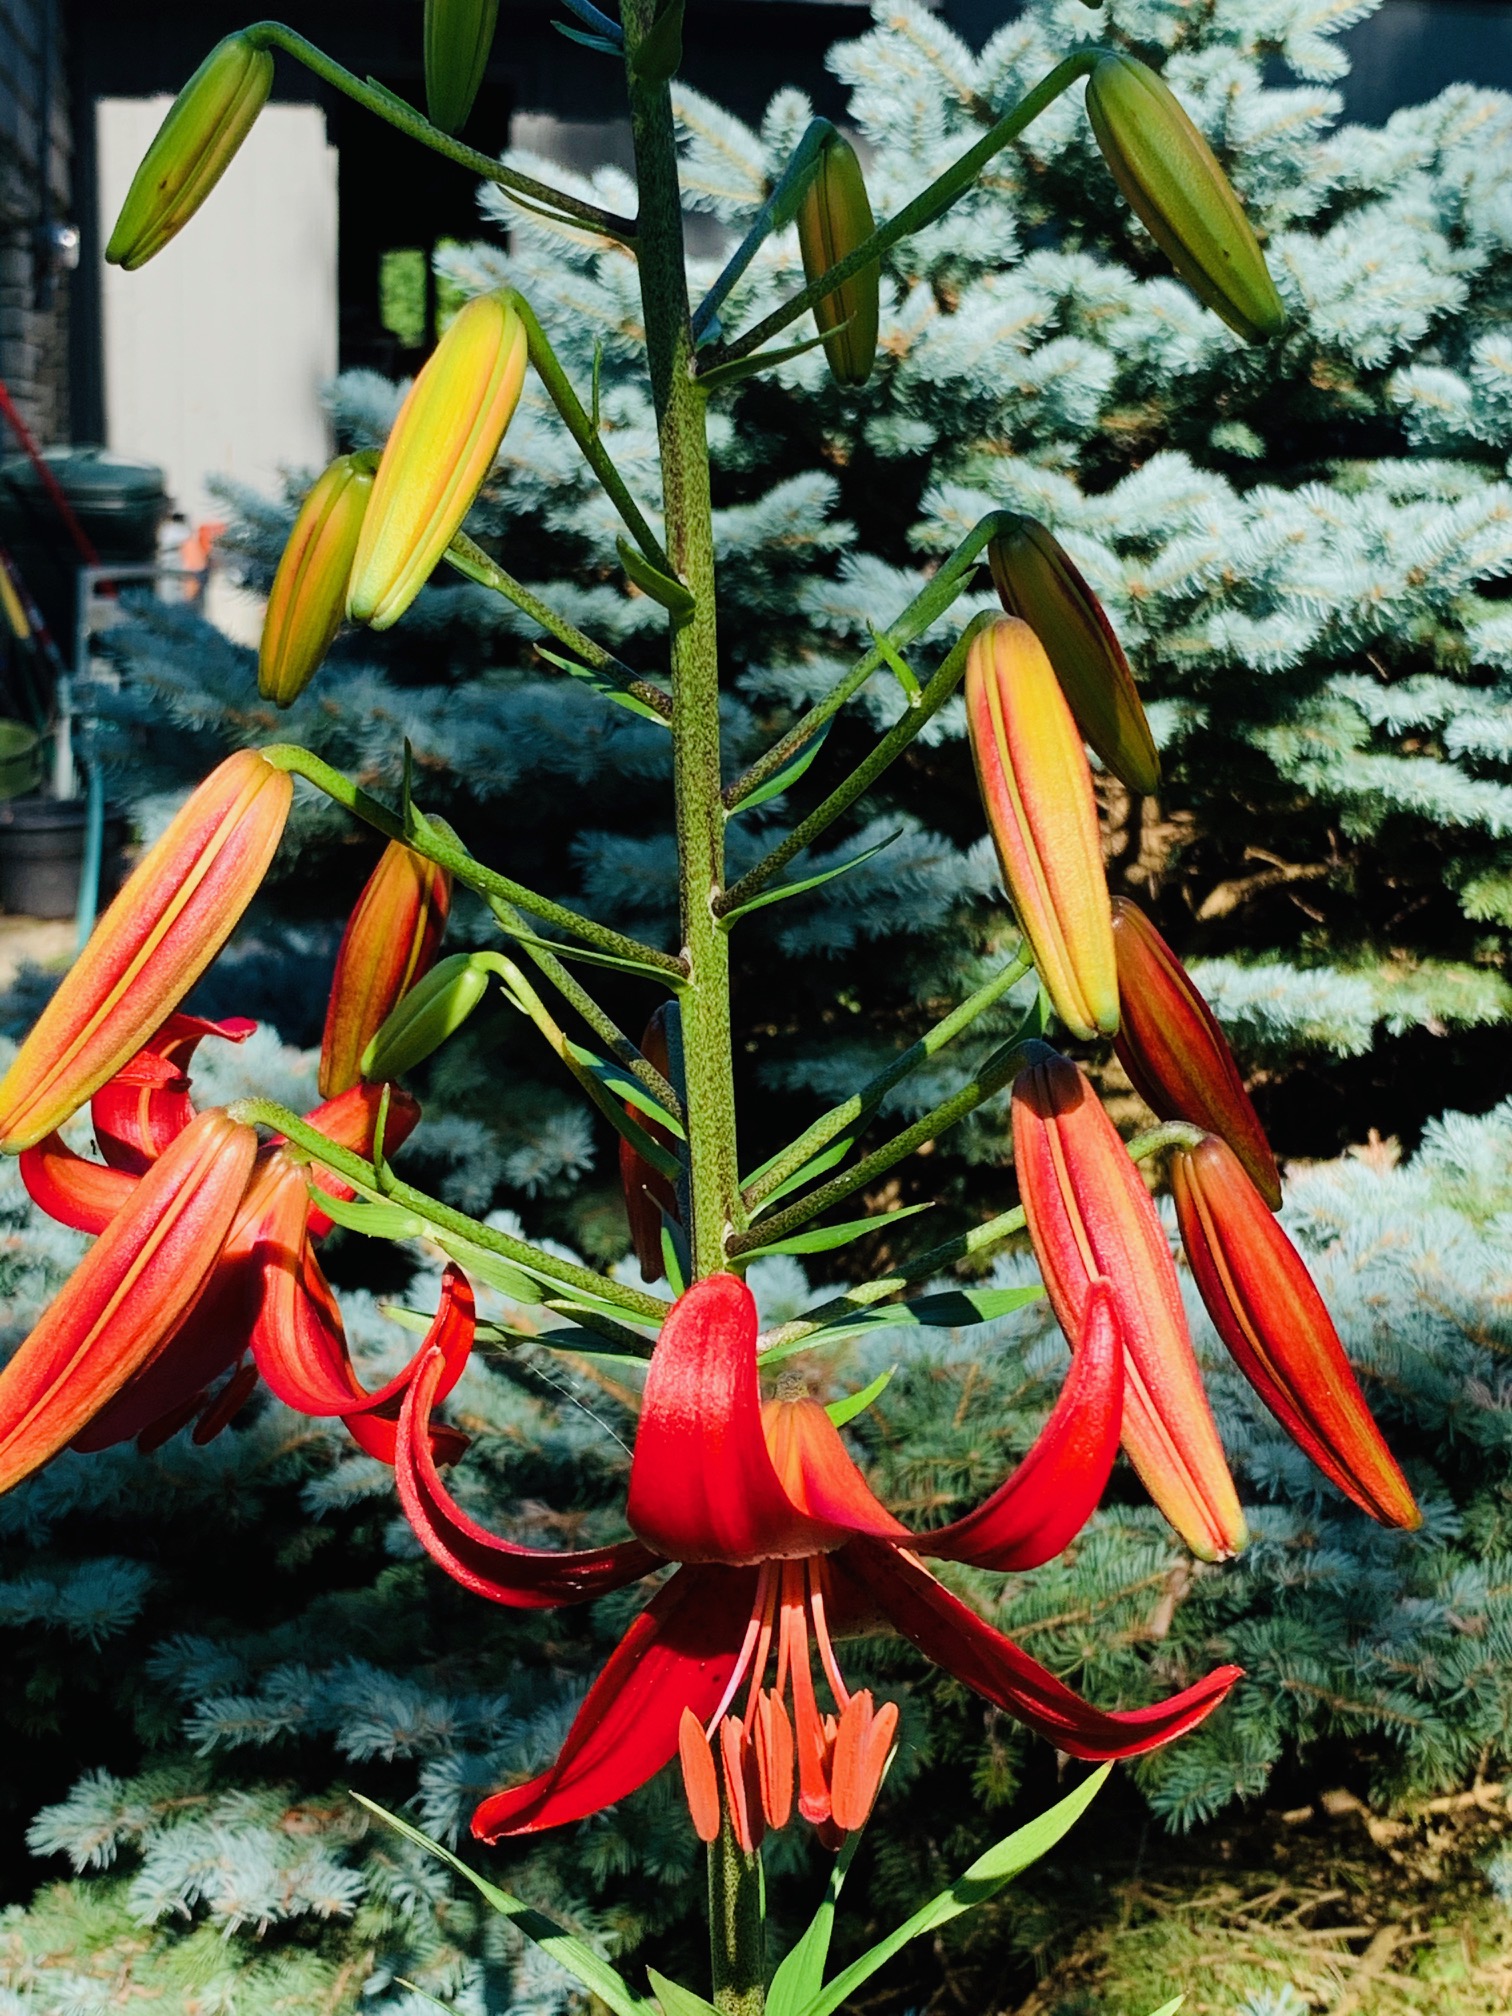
[397,1338,657,1604]
[341,1262,476,1464]
[840,1539,1241,1760]
[921,1275,1125,1571]
[471,1564,758,1839]
[21,1134,138,1233]
[294,1081,421,1238]
[92,1013,256,1173]
[626,1273,839,1564]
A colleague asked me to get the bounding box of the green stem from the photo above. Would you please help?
[708,1825,765,2016]
[444,534,673,722]
[261,744,685,977]
[719,615,988,919]
[227,1098,672,1323]
[724,511,1015,810]
[246,22,638,241]
[624,0,745,1273]
[743,943,1031,1208]
[709,53,1097,372]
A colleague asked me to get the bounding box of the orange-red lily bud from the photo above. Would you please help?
[1172,1136,1420,1529]
[987,516,1159,797]
[0,752,291,1153]
[1111,898,1281,1210]
[258,454,377,707]
[619,1004,678,1281]
[1012,1044,1246,1561]
[0,1110,256,1493]
[347,290,528,631]
[965,616,1118,1041]
[795,125,880,388]
[319,842,452,1099]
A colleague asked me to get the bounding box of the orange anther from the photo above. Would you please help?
[830,1689,899,1833]
[678,1706,720,1843]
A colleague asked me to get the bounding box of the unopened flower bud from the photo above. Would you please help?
[1111,898,1281,1209]
[1084,54,1287,345]
[347,290,528,630]
[619,1004,679,1281]
[796,126,879,389]
[965,616,1118,1042]
[424,0,500,134]
[321,842,453,1098]
[105,33,273,270]
[987,516,1159,797]
[259,455,377,707]
[360,954,491,1083]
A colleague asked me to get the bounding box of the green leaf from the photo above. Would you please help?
[352,1795,655,2016]
[379,1305,652,1366]
[629,0,684,82]
[565,1040,686,1138]
[308,1188,427,1240]
[534,646,672,727]
[746,1133,856,1210]
[660,1208,691,1296]
[719,831,902,929]
[760,1283,1044,1363]
[645,1969,719,2016]
[393,1979,457,2015]
[825,1366,894,1426]
[738,1200,932,1262]
[794,1769,1110,2016]
[496,924,686,989]
[766,1825,867,2016]
[728,719,833,815]
[1145,2001,1185,2016]
[618,536,696,627]
[432,1239,548,1306]
[552,19,623,53]
[696,326,845,396]
[868,623,923,702]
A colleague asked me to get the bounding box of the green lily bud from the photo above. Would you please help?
[360,953,491,1082]
[425,0,500,135]
[1084,54,1287,345]
[795,126,880,389]
[988,515,1159,797]
[105,33,274,270]
[258,455,377,708]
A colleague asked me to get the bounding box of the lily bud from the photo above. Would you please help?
[105,33,273,270]
[1172,1137,1420,1529]
[987,517,1159,797]
[619,1004,678,1281]
[360,953,491,1084]
[0,752,291,1153]
[796,126,880,389]
[1012,1044,1246,1562]
[965,616,1118,1042]
[347,290,528,631]
[425,0,500,135]
[0,1110,257,1494]
[1084,55,1287,345]
[1111,898,1282,1210]
[258,455,377,707]
[320,842,452,1099]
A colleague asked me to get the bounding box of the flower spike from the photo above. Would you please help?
[1172,1136,1420,1529]
[0,752,291,1153]
[965,616,1119,1041]
[259,454,377,707]
[319,841,452,1098]
[1012,1044,1247,1561]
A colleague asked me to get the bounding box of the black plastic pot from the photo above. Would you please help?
[0,796,124,920]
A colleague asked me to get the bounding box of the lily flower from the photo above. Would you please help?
[396,1272,1242,1849]
[14,1016,435,1464]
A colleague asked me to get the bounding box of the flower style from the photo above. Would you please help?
[11,1012,439,1469]
[396,1272,1242,1850]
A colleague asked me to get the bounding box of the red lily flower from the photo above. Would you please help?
[396,1273,1242,1850]
[13,1013,444,1464]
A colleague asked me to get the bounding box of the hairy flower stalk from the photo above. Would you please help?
[259,453,377,705]
[795,125,880,388]
[319,841,452,1097]
[0,751,291,1153]
[965,616,1119,1041]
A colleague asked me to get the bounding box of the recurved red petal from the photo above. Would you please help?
[21,1134,137,1233]
[0,1110,256,1491]
[397,1336,658,1605]
[843,1539,1242,1759]
[319,841,451,1099]
[921,1276,1124,1571]
[92,1011,256,1173]
[471,1564,758,1839]
[340,1262,477,1464]
[625,1274,838,1565]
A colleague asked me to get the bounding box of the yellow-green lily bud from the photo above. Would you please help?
[105,33,273,270]
[258,455,377,708]
[360,953,491,1082]
[795,126,880,389]
[1084,55,1287,345]
[347,290,528,632]
[988,515,1160,797]
[424,0,500,136]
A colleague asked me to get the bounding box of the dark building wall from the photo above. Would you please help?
[0,0,70,443]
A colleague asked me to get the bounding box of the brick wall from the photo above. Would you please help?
[0,0,70,446]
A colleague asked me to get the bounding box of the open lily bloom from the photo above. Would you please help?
[15,1011,441,1461]
[398,1272,1242,1851]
